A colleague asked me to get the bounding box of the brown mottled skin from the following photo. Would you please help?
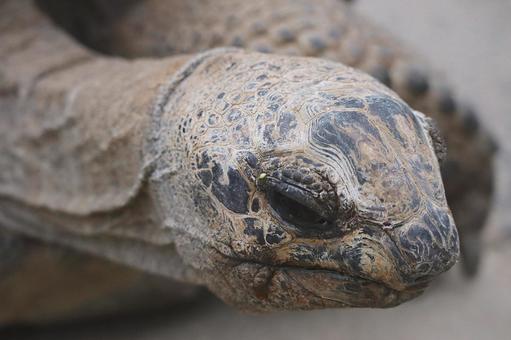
[0,0,490,324]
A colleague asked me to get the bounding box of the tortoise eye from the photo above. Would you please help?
[267,189,333,231]
[261,177,336,236]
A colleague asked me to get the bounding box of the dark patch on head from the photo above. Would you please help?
[251,197,261,212]
[244,152,258,168]
[263,124,275,145]
[211,162,250,214]
[320,245,364,275]
[277,112,297,138]
[227,108,241,122]
[197,151,211,169]
[258,89,269,97]
[336,111,383,142]
[256,74,268,81]
[356,169,368,185]
[268,103,279,112]
[361,225,377,237]
[198,170,212,187]
[342,246,364,274]
[411,158,433,174]
[217,92,225,99]
[312,110,384,162]
[319,92,339,101]
[192,187,217,216]
[208,114,219,125]
[425,205,452,241]
[334,97,365,109]
[410,192,422,211]
[313,114,358,157]
[367,95,416,144]
[244,218,265,245]
[399,224,433,276]
[268,93,284,104]
[398,208,457,280]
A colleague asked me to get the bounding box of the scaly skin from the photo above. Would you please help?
[1,0,459,322]
[39,0,496,275]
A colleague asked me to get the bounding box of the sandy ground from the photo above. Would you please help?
[4,0,511,339]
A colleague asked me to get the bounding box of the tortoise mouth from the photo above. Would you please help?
[277,265,428,308]
[221,252,430,310]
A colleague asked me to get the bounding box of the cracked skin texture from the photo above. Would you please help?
[0,0,479,323]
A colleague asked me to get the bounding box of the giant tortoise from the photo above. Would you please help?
[0,0,496,324]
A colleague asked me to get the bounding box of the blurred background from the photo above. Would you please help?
[4,0,511,339]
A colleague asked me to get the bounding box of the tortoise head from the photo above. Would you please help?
[157,51,459,311]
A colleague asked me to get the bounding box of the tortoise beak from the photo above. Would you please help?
[381,204,460,289]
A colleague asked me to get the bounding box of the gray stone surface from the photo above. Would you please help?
[4,0,511,339]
